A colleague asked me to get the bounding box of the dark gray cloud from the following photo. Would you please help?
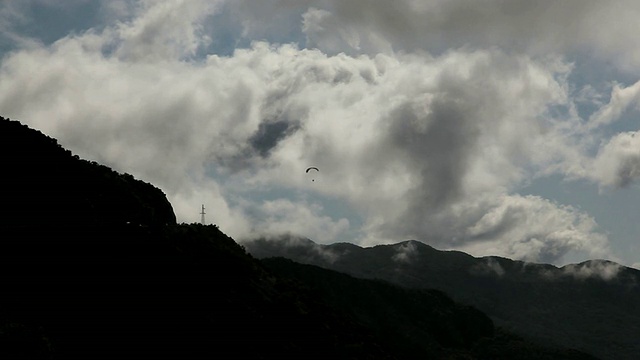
[250,120,300,158]
[617,156,640,188]
[301,0,640,71]
[592,131,640,188]
[392,94,479,210]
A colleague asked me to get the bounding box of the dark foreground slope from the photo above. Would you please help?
[3,225,596,360]
[1,224,397,359]
[0,117,175,228]
[0,117,394,358]
[0,117,597,359]
[246,237,640,360]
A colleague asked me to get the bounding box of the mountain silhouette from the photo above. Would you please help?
[245,236,640,360]
[0,118,176,228]
[0,116,599,359]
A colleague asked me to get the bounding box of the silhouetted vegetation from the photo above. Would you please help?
[0,117,175,228]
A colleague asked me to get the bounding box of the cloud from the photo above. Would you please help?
[240,199,350,244]
[0,0,631,265]
[457,195,611,264]
[293,0,640,71]
[587,80,640,130]
[112,0,220,62]
[246,234,342,264]
[592,131,640,188]
[392,241,418,263]
[471,257,505,277]
[560,260,623,281]
[0,0,112,52]
[0,1,50,50]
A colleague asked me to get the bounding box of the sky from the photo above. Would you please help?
[1,0,640,268]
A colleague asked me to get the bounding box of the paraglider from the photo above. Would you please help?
[306,167,319,181]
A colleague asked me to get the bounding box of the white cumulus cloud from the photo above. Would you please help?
[3,0,639,266]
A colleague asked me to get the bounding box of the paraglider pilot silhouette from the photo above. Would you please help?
[306,167,319,182]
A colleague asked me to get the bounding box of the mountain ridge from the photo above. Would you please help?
[245,235,640,359]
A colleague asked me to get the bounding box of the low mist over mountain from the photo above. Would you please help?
[246,236,640,360]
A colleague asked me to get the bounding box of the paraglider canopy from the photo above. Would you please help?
[306,166,319,181]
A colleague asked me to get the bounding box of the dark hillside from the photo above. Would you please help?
[247,237,639,360]
[0,116,175,227]
[0,224,400,359]
[0,117,395,359]
[262,258,494,358]
[263,258,599,360]
[0,117,599,359]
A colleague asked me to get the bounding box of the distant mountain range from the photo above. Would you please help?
[0,116,603,359]
[245,236,640,360]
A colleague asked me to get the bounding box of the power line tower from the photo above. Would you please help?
[200,204,206,224]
